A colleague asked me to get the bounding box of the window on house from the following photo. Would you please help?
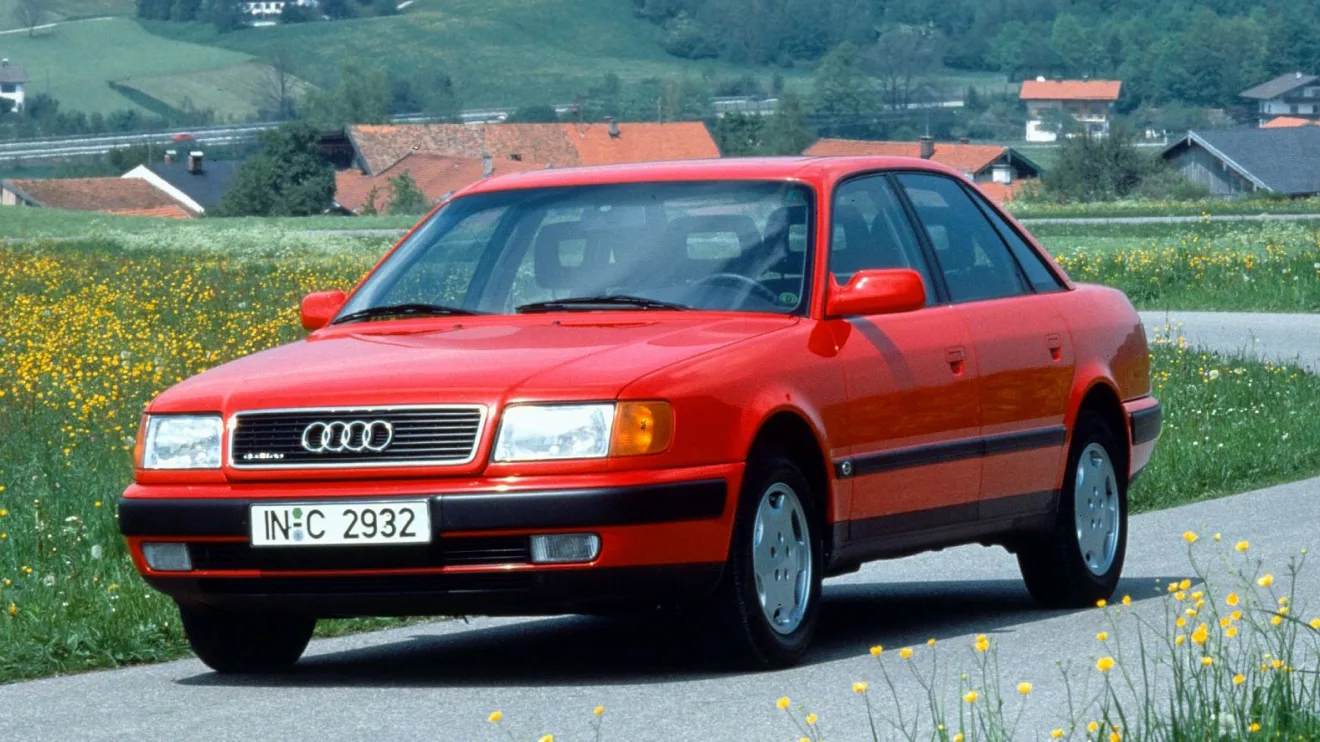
[0,84,14,94]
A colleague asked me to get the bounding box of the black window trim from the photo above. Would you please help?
[958,180,1069,293]
[888,169,1038,306]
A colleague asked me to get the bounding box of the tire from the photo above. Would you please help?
[1018,410,1128,608]
[179,604,316,674]
[710,451,823,669]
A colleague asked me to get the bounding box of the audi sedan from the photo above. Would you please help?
[118,157,1160,672]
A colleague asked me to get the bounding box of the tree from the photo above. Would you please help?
[215,122,336,217]
[506,104,560,123]
[811,41,873,135]
[865,26,945,110]
[1039,125,1148,203]
[12,0,48,36]
[387,171,428,215]
[261,47,302,120]
[303,61,390,127]
[1037,106,1081,138]
[759,92,814,155]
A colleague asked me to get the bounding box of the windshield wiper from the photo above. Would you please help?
[516,295,690,313]
[332,303,481,325]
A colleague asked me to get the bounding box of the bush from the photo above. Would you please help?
[1134,167,1211,202]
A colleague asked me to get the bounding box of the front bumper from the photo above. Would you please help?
[118,470,738,617]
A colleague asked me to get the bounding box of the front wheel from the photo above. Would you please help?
[179,604,316,674]
[1018,410,1128,608]
[711,453,822,669]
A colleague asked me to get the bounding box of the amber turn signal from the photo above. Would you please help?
[132,414,148,469]
[610,401,674,456]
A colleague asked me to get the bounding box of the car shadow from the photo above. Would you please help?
[176,575,1184,689]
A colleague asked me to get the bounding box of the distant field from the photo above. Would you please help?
[0,207,418,240]
[0,18,255,115]
[144,0,817,107]
[119,62,316,120]
[0,0,133,31]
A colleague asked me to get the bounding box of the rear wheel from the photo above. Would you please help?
[1018,410,1128,608]
[711,452,822,669]
[179,604,315,674]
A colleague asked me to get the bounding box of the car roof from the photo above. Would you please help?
[455,155,969,196]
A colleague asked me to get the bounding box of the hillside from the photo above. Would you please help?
[140,0,815,108]
[0,0,133,32]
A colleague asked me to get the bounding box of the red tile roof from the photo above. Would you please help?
[334,153,541,213]
[347,122,719,176]
[1019,80,1122,101]
[1262,116,1320,128]
[803,139,1009,174]
[2,177,183,213]
[108,205,193,219]
[972,181,1023,206]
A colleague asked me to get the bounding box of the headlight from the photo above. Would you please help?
[140,415,223,469]
[494,404,614,462]
[493,402,675,462]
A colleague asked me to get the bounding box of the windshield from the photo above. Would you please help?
[338,180,815,319]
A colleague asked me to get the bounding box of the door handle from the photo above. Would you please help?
[945,346,966,376]
[1045,333,1063,362]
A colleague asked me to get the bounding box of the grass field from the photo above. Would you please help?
[1009,196,1320,220]
[1,228,1319,682]
[0,0,133,31]
[117,61,316,120]
[0,207,418,238]
[0,18,260,116]
[143,0,817,108]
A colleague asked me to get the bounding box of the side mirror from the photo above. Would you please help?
[300,290,347,331]
[826,269,926,318]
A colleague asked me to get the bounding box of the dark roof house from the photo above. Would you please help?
[0,60,28,85]
[1240,72,1320,126]
[803,138,1042,204]
[1160,127,1320,197]
[121,151,240,214]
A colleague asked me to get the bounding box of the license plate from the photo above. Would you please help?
[250,501,431,547]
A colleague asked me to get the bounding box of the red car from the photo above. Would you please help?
[118,157,1160,673]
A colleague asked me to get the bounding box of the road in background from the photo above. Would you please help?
[1139,311,1320,372]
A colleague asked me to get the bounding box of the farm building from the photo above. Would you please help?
[1160,127,1320,198]
[803,137,1042,204]
[1019,79,1122,143]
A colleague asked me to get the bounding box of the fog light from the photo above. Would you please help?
[530,534,600,564]
[142,542,192,572]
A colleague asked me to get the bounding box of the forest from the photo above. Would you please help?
[632,0,1320,111]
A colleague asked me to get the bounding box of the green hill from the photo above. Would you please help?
[144,0,813,108]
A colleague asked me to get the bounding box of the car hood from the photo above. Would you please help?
[149,313,798,414]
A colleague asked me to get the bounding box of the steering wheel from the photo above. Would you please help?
[691,273,779,307]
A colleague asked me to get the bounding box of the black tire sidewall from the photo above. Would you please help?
[1059,411,1128,597]
[723,454,823,667]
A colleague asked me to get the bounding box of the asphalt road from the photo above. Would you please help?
[2,477,1318,741]
[1139,310,1320,372]
[1,310,1316,741]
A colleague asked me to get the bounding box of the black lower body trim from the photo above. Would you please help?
[1130,403,1162,445]
[118,479,728,538]
[146,564,725,617]
[836,426,1066,478]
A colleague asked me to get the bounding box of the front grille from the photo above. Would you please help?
[197,572,532,595]
[229,406,485,468]
[189,536,531,572]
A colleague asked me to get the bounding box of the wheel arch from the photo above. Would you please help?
[1070,377,1131,480]
[744,407,835,560]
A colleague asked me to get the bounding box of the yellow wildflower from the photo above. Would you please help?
[1017,682,1033,695]
[1191,624,1208,645]
[1257,574,1274,588]
[805,713,817,725]
[776,697,790,710]
[1201,656,1214,667]
[1096,599,1107,608]
[974,635,989,653]
[1087,721,1100,733]
[1175,635,1186,646]
[899,647,913,660]
[1236,540,1250,552]
[1249,722,1261,733]
[1096,656,1115,672]
[594,706,604,717]
[1183,531,1198,544]
[963,690,978,704]
[1179,579,1191,590]
[537,735,553,742]
[953,734,964,742]
[487,711,502,723]
[1174,591,1186,601]
[1176,617,1187,628]
[1271,614,1283,626]
[1234,673,1246,685]
[1226,592,1240,607]
[1231,610,1243,621]
[1121,595,1131,606]
[6,603,14,617]
[869,645,883,656]
[1226,626,1239,638]
[927,637,936,646]
[1309,618,1320,630]
[1096,631,1109,642]
[853,681,868,694]
[1051,730,1064,739]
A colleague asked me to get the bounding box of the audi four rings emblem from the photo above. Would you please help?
[301,420,394,453]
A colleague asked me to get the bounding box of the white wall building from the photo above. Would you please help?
[0,59,28,113]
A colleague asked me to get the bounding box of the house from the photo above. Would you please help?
[0,59,28,113]
[242,0,315,16]
[121,150,240,215]
[333,153,541,214]
[0,177,191,218]
[1019,78,1122,142]
[1160,127,1320,198]
[1240,72,1320,127]
[343,121,720,177]
[1260,115,1320,129]
[802,137,1042,204]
